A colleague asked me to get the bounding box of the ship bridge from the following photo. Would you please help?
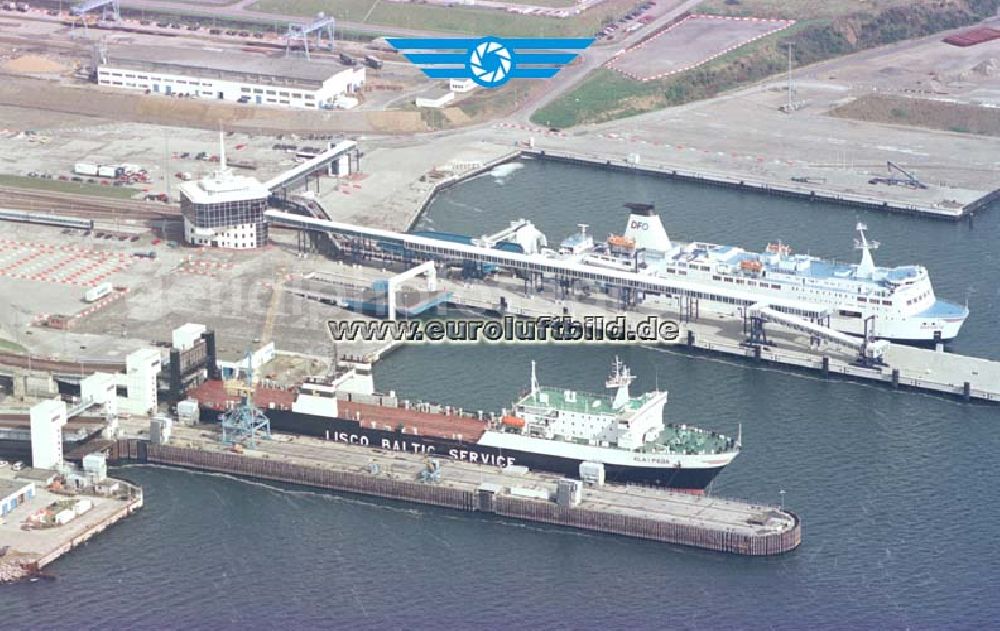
[264,210,833,320]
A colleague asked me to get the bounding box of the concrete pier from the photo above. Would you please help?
[524,149,997,220]
[0,471,142,583]
[296,265,1000,403]
[106,429,801,556]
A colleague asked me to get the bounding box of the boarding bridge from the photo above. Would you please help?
[265,140,360,195]
[747,303,889,366]
[264,210,834,321]
[474,219,547,255]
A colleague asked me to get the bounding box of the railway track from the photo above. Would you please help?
[0,350,126,374]
[0,186,181,221]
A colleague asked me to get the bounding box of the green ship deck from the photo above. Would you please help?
[516,387,737,455]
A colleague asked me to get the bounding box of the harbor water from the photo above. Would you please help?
[1,159,998,628]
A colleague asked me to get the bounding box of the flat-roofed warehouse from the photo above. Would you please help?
[97,45,365,109]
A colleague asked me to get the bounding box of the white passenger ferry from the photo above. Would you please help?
[557,204,967,343]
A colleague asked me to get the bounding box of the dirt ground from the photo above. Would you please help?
[2,54,68,74]
[829,93,1000,137]
[0,75,432,135]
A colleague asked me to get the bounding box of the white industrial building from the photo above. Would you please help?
[218,342,276,380]
[30,399,67,471]
[81,372,118,418]
[82,453,108,483]
[97,45,365,110]
[0,479,36,518]
[118,348,162,416]
[172,323,208,351]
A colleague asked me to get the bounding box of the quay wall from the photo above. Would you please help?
[29,496,143,574]
[677,331,1000,404]
[522,149,992,220]
[109,440,800,556]
[1,483,143,583]
[405,150,522,231]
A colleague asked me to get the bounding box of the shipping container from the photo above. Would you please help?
[84,282,113,303]
[74,162,99,176]
[97,165,117,178]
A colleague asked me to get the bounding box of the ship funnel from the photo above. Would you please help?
[623,203,671,252]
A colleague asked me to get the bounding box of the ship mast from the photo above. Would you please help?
[854,222,880,277]
[606,356,634,410]
[530,360,539,397]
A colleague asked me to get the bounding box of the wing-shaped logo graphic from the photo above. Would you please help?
[387,36,593,88]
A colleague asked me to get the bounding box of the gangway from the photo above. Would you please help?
[747,303,889,366]
[264,210,833,322]
[474,219,547,254]
[265,140,359,193]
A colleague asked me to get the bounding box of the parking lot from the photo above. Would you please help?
[0,236,132,288]
[609,14,794,81]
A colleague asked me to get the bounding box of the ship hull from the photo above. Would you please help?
[200,408,726,491]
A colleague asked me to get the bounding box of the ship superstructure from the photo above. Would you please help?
[474,358,739,488]
[547,204,967,342]
[509,358,664,450]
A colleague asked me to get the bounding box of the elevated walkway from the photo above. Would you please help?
[264,140,359,193]
[747,303,889,364]
[264,210,831,319]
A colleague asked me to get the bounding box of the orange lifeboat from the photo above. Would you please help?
[740,259,763,273]
[607,234,636,249]
[501,415,526,428]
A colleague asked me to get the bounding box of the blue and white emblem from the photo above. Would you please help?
[387,36,593,89]
[468,37,513,88]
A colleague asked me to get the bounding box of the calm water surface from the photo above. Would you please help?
[1,160,997,629]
